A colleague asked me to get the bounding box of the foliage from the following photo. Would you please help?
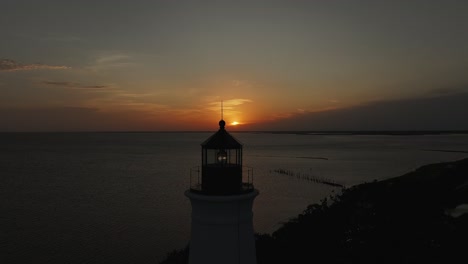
[161,158,468,263]
[256,158,468,264]
[158,246,189,264]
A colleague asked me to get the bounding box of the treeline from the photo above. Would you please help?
[257,158,468,264]
[161,158,468,264]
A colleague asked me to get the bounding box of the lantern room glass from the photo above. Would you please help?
[202,148,242,167]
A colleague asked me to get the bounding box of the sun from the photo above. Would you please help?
[231,121,239,126]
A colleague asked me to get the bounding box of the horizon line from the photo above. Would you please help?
[2,130,468,135]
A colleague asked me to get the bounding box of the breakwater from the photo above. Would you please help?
[271,168,345,188]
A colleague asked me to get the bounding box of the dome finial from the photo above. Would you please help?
[219,119,226,129]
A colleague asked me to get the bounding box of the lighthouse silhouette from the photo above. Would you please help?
[185,119,258,264]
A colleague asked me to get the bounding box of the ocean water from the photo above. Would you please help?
[1,132,467,263]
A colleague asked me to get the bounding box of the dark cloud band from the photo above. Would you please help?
[41,81,108,89]
[0,59,70,72]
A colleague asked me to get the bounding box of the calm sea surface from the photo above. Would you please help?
[1,132,467,263]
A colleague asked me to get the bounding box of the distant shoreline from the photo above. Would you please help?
[237,130,468,136]
[1,130,468,135]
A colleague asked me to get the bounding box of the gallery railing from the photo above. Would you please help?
[189,166,254,193]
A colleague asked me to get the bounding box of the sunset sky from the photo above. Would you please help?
[1,0,468,131]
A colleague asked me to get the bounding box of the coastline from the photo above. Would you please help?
[162,157,468,264]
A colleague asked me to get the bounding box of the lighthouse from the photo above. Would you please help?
[185,119,258,264]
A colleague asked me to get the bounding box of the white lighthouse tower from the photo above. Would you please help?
[185,119,258,264]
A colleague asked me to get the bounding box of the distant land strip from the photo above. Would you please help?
[237,130,468,136]
[296,156,329,160]
[248,154,328,160]
[422,149,468,154]
[2,130,468,135]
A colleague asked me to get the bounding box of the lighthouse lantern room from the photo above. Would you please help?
[198,119,248,195]
[185,118,258,264]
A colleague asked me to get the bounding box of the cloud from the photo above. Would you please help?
[0,105,196,132]
[205,98,253,112]
[0,106,118,132]
[41,81,109,89]
[429,86,467,96]
[245,92,468,131]
[83,85,107,89]
[0,59,70,72]
[87,53,135,72]
[224,98,253,106]
[231,79,254,88]
[95,54,131,64]
[41,35,84,42]
[208,98,252,107]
